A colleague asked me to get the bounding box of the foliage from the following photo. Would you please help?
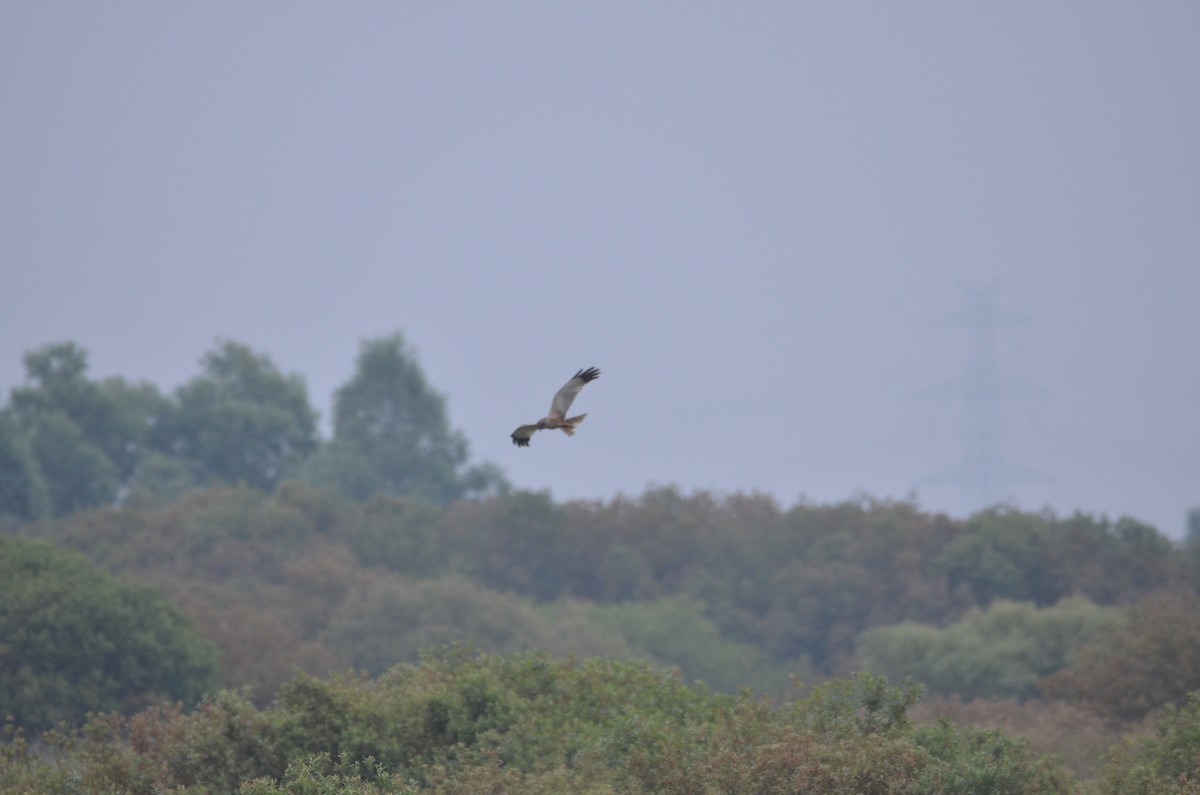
[936,509,1049,604]
[0,653,1073,795]
[319,577,637,677]
[1096,691,1200,795]
[587,594,805,697]
[1043,591,1200,723]
[911,695,1126,781]
[440,490,576,600]
[1,338,504,516]
[3,342,171,516]
[301,334,505,504]
[857,597,1122,701]
[0,413,49,521]
[0,536,220,732]
[9,343,165,481]
[937,508,1177,607]
[122,451,200,508]
[9,479,1198,729]
[154,340,319,491]
[23,410,120,515]
[350,494,444,575]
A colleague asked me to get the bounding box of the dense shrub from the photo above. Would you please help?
[857,597,1122,701]
[1096,691,1200,795]
[0,537,219,732]
[0,652,1073,795]
[911,695,1126,781]
[587,594,807,697]
[1043,591,1200,722]
[319,577,637,676]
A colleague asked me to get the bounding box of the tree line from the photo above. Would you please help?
[7,481,1200,730]
[0,336,504,522]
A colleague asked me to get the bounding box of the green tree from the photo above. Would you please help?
[5,342,169,514]
[1109,516,1175,592]
[442,490,574,600]
[24,411,120,516]
[1042,591,1200,722]
[1098,690,1200,795]
[93,377,174,481]
[589,594,797,695]
[857,597,1121,701]
[350,493,444,575]
[0,536,220,731]
[155,341,318,491]
[9,343,169,479]
[121,451,199,507]
[303,334,504,503]
[319,576,635,677]
[1186,509,1200,595]
[935,508,1050,605]
[765,558,872,670]
[0,412,50,520]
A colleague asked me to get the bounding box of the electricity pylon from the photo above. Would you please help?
[919,281,1047,514]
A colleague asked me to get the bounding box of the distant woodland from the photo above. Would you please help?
[3,337,1200,794]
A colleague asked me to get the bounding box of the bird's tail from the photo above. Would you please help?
[560,413,587,436]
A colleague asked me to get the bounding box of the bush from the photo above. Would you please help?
[1043,591,1200,722]
[588,594,805,696]
[0,537,219,731]
[0,652,1074,794]
[318,577,636,676]
[857,597,1121,700]
[1097,691,1200,795]
[911,696,1125,781]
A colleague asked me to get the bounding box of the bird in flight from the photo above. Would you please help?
[511,367,600,447]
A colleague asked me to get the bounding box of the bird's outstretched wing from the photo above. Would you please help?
[511,424,539,447]
[548,367,600,419]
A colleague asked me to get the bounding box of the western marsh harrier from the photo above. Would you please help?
[511,367,600,447]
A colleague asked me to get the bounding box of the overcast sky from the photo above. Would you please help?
[3,4,1197,537]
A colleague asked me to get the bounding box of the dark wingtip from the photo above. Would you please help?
[576,366,601,383]
[511,436,530,448]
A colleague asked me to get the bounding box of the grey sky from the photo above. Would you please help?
[3,4,1197,537]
